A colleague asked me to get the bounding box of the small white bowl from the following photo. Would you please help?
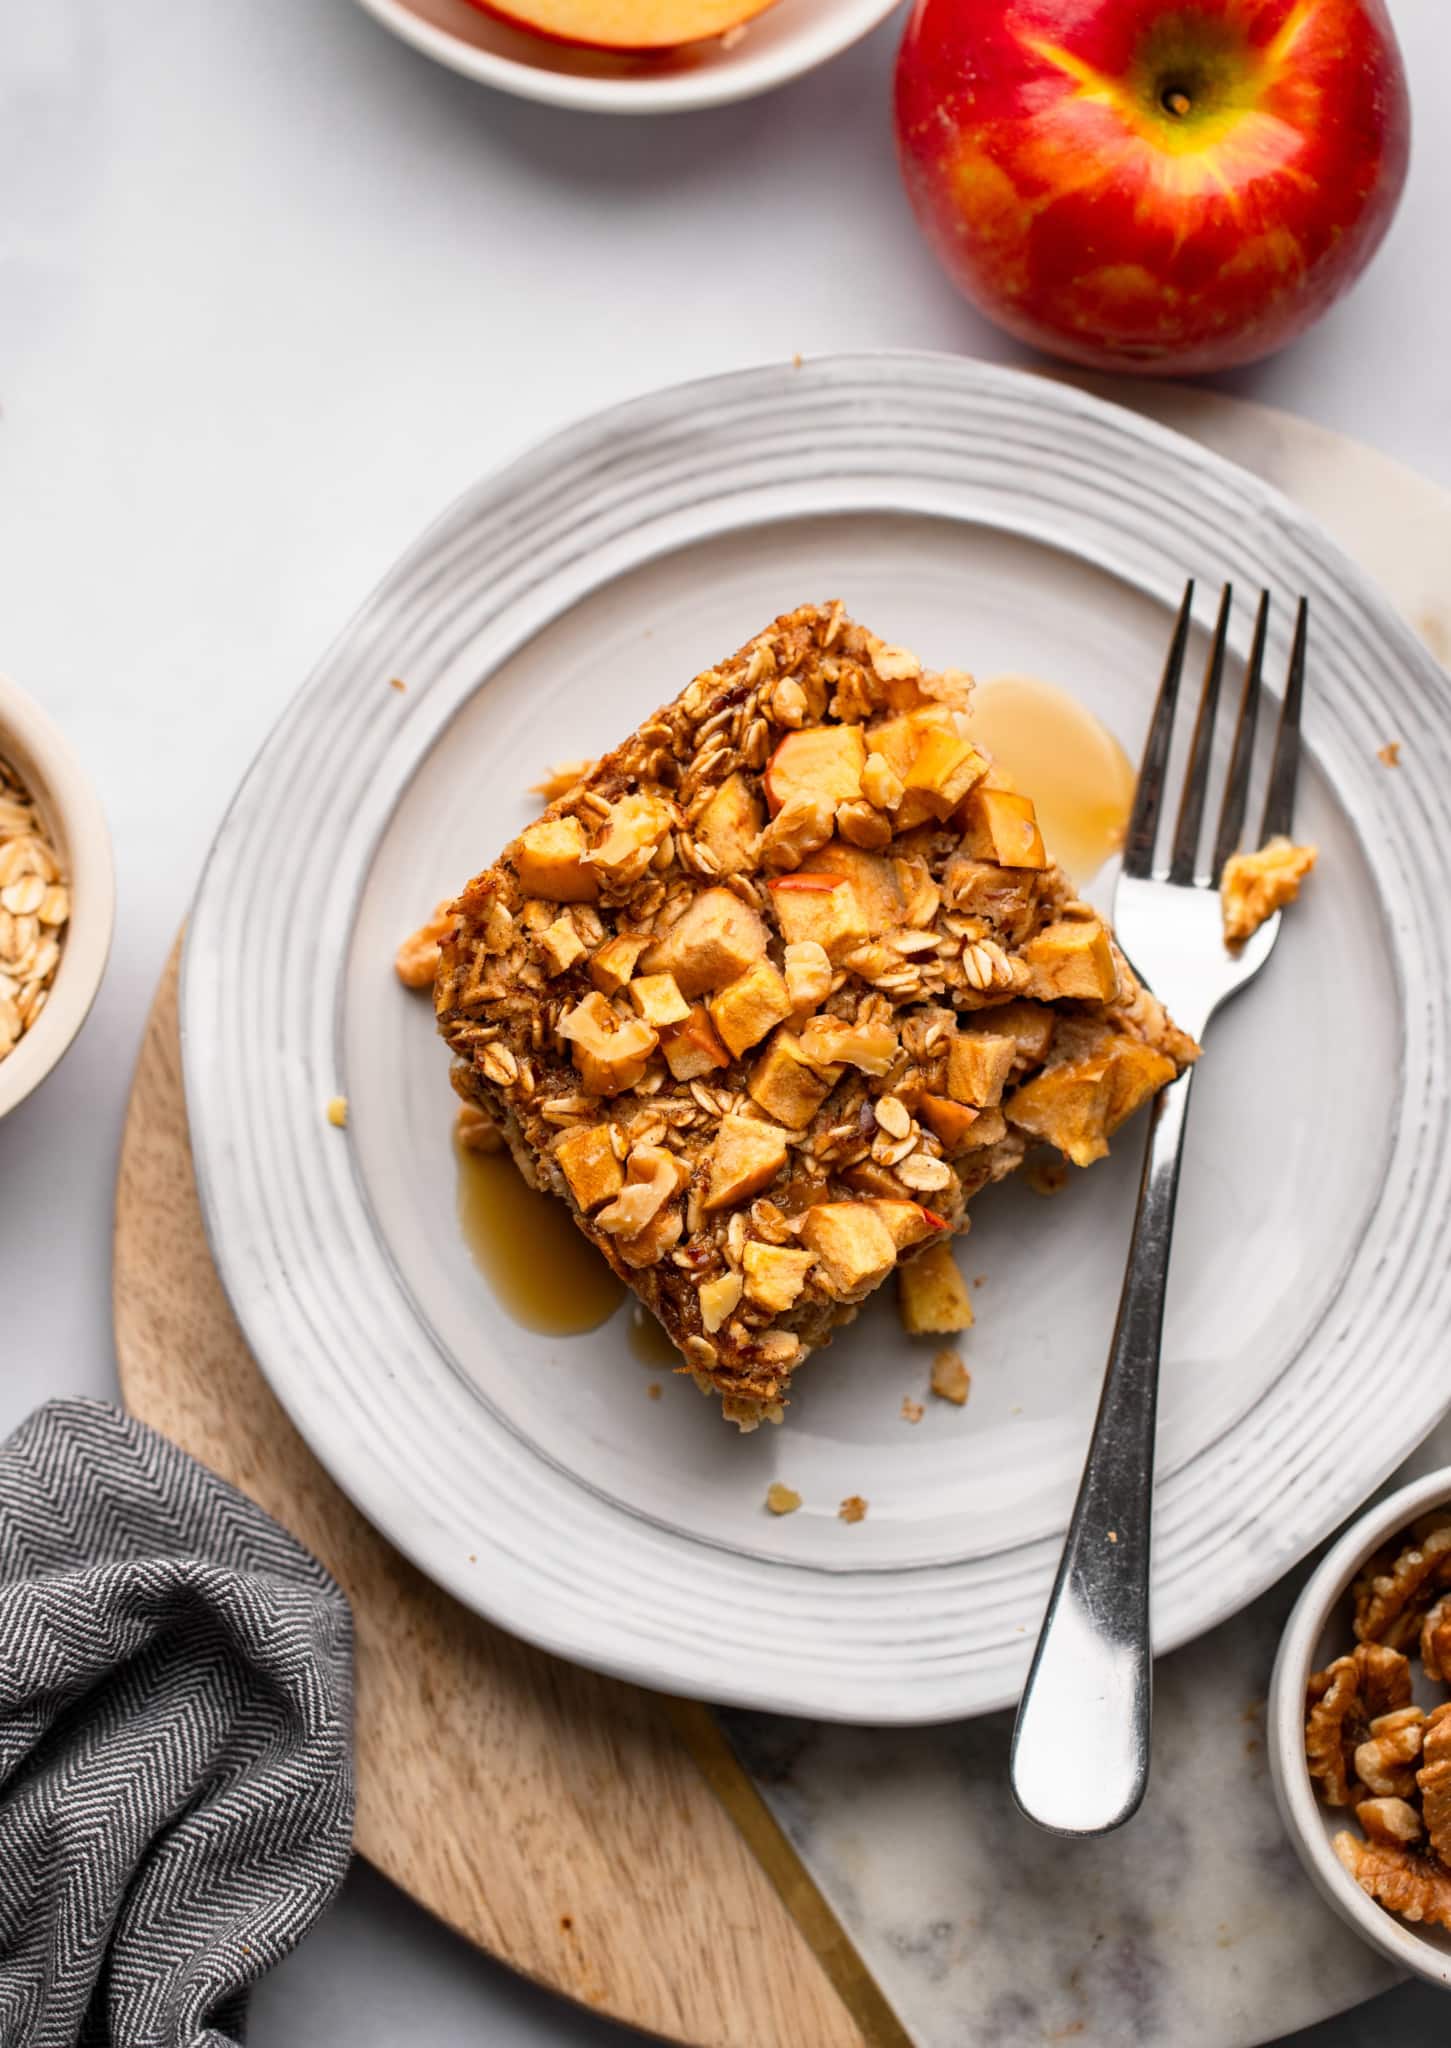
[0,673,115,1121]
[352,0,902,115]
[1269,1465,1451,1989]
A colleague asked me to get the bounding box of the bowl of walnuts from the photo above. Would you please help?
[0,672,114,1121]
[1270,1466,1451,1986]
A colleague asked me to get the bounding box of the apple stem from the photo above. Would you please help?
[1161,86,1192,118]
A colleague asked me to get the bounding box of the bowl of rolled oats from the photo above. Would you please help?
[1269,1466,1451,1987]
[0,673,114,1121]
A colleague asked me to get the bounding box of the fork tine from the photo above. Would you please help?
[1260,597,1309,840]
[1123,579,1194,879]
[1168,582,1233,884]
[1211,589,1270,880]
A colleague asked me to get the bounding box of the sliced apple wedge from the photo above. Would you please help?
[461,0,781,53]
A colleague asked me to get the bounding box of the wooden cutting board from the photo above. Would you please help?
[113,946,905,2048]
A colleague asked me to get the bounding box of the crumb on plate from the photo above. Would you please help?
[930,1349,970,1406]
[901,1396,924,1424]
[838,1494,868,1524]
[1024,1158,1068,1197]
[1378,741,1401,768]
[326,1095,349,1128]
[766,1482,802,1515]
[1221,837,1318,945]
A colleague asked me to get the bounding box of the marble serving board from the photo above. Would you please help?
[716,379,1451,2048]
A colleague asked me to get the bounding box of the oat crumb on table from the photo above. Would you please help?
[766,1482,802,1515]
[838,1494,868,1524]
[326,1095,349,1128]
[930,1349,970,1405]
[1378,740,1401,767]
[900,1396,924,1424]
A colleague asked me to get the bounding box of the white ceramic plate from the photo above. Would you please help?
[183,354,1451,1722]
[352,0,901,114]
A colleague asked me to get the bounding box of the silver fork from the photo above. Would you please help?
[1009,580,1309,1837]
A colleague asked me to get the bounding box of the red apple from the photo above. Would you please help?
[894,0,1411,374]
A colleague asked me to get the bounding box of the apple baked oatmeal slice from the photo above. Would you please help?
[434,603,1197,1429]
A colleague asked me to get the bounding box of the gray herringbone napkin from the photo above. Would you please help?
[0,1399,355,2048]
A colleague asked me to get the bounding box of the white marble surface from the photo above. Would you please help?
[3,1,1451,2043]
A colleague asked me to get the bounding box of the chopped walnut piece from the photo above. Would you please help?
[1221,837,1318,945]
[1334,1831,1451,1929]
[899,1242,974,1334]
[783,939,832,1013]
[1353,1706,1425,1798]
[588,793,675,886]
[1355,1524,1451,1650]
[396,901,455,989]
[930,1350,971,1405]
[1356,1796,1424,1847]
[1417,1702,1451,1866]
[799,1014,898,1075]
[595,1145,687,1238]
[838,1495,868,1524]
[1423,1597,1451,1682]
[861,751,905,811]
[1305,1643,1414,1806]
[766,1482,802,1516]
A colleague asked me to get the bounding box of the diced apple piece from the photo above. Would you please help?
[703,1113,789,1211]
[590,932,647,995]
[958,787,1047,869]
[515,816,598,902]
[872,1200,947,1251]
[537,916,586,977]
[898,1240,975,1335]
[659,1003,732,1082]
[630,973,691,1029]
[742,1241,817,1313]
[698,1270,744,1334]
[800,842,905,935]
[963,1001,1056,1065]
[866,707,956,782]
[783,939,833,1014]
[901,727,989,819]
[956,1106,1007,1150]
[558,990,659,1096]
[946,1031,1017,1107]
[695,772,763,876]
[767,874,869,962]
[799,1014,898,1075]
[1006,1060,1115,1167]
[640,887,769,997]
[917,1094,981,1153]
[1106,1039,1178,1126]
[587,793,674,883]
[764,725,867,817]
[709,959,792,1058]
[941,855,1038,933]
[748,1029,840,1127]
[553,1124,623,1212]
[799,1203,898,1299]
[1021,920,1119,1002]
[861,750,905,812]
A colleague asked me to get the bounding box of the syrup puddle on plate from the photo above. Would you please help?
[626,1301,679,1368]
[966,674,1134,884]
[454,1133,623,1335]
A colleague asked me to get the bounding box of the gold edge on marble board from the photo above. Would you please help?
[666,1700,916,2048]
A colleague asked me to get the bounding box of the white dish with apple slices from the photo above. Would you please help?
[182,354,1451,1723]
[352,0,900,114]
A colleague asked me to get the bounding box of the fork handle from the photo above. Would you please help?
[1009,1067,1196,1835]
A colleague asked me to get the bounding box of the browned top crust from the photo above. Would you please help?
[435,604,1196,1427]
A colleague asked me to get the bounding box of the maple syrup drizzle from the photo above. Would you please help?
[967,674,1135,884]
[454,1134,623,1335]
[626,1301,680,1369]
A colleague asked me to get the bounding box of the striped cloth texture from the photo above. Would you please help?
[0,1399,355,2047]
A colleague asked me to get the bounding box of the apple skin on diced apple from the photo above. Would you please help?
[764,726,867,819]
